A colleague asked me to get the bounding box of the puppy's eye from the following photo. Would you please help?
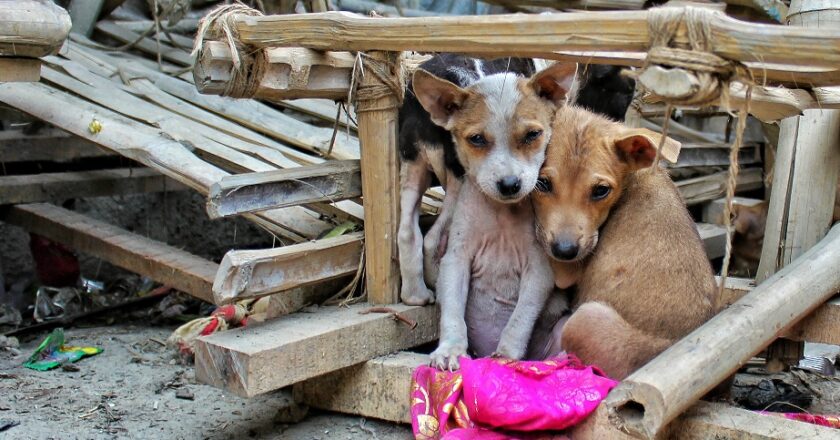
[535,177,552,193]
[468,134,488,147]
[524,129,543,144]
[591,184,611,201]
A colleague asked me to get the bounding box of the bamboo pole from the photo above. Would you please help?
[603,224,840,439]
[227,8,840,70]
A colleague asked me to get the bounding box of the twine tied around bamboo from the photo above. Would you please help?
[347,51,406,113]
[624,6,756,302]
[192,2,268,98]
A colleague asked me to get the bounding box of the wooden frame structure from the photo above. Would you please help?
[0,1,837,439]
[180,3,840,439]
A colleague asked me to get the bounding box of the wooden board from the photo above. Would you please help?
[207,160,361,218]
[0,0,71,58]
[0,168,186,205]
[213,232,364,304]
[194,303,439,397]
[0,128,115,163]
[2,203,217,303]
[676,168,764,206]
[696,222,726,260]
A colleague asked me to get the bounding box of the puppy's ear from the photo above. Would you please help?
[412,69,469,128]
[528,62,577,105]
[614,128,681,170]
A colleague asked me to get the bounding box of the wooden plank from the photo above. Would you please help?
[294,351,427,424]
[230,9,840,70]
[697,222,726,260]
[0,168,187,205]
[207,160,361,218]
[356,51,401,305]
[676,168,764,206]
[94,20,193,66]
[0,128,115,162]
[68,0,105,37]
[0,81,324,241]
[212,232,364,304]
[702,196,764,224]
[0,0,71,58]
[671,401,840,439]
[0,58,41,82]
[194,303,439,397]
[2,203,217,303]
[603,225,840,438]
[756,1,840,373]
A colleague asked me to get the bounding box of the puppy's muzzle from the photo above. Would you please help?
[496,176,522,198]
[551,239,579,261]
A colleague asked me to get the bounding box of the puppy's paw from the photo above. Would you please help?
[430,340,468,371]
[493,340,526,361]
[400,285,435,306]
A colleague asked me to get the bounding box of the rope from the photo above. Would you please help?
[348,52,406,113]
[192,2,268,98]
[718,85,752,297]
[630,6,756,295]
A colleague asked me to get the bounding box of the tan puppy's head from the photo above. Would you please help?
[412,62,577,203]
[532,106,680,262]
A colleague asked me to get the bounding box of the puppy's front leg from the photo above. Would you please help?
[429,243,471,371]
[495,250,554,360]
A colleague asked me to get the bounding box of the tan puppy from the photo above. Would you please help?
[532,105,717,380]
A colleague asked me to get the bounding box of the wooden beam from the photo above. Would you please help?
[194,42,355,100]
[0,58,41,82]
[0,168,187,205]
[603,224,840,439]
[207,160,361,218]
[2,203,217,303]
[294,351,425,424]
[676,168,764,206]
[670,401,839,439]
[0,128,114,163]
[357,51,401,305]
[228,8,840,71]
[0,0,71,58]
[213,232,364,304]
[194,303,439,397]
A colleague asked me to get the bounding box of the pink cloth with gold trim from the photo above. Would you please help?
[410,355,617,439]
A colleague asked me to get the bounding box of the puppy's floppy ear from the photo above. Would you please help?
[528,62,577,105]
[412,69,469,128]
[614,128,681,170]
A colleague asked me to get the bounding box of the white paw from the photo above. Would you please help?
[430,340,468,371]
[400,284,435,306]
[493,340,525,361]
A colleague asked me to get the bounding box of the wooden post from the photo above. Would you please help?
[356,51,401,304]
[756,0,840,373]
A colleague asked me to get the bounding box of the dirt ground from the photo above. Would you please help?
[0,324,411,440]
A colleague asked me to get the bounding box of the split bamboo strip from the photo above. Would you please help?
[604,225,840,439]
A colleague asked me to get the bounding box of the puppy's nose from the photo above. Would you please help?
[551,240,579,261]
[496,176,521,197]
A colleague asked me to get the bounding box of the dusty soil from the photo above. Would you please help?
[0,324,411,440]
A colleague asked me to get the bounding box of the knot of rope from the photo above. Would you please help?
[634,6,750,108]
[192,2,268,98]
[348,52,406,113]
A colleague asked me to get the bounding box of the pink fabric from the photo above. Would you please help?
[411,355,617,439]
